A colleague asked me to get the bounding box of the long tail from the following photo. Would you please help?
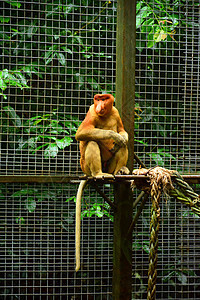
[75,180,88,272]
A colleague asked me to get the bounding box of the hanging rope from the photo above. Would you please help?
[132,167,200,300]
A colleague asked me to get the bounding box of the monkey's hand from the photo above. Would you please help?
[119,132,128,144]
[110,143,120,154]
[110,131,127,147]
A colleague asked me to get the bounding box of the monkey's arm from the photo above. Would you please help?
[76,127,125,144]
[75,111,126,147]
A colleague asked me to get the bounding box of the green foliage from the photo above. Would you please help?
[162,264,197,286]
[18,111,78,158]
[5,0,21,8]
[136,0,180,50]
[67,185,114,221]
[148,148,176,167]
[2,106,79,158]
[11,184,66,215]
[0,69,30,99]
[0,0,115,99]
[82,201,113,221]
[134,0,189,171]
[11,187,45,213]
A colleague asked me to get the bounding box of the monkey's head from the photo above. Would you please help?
[94,94,114,117]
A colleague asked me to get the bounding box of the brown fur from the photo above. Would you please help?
[75,94,128,176]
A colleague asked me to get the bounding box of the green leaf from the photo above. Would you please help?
[44,45,58,64]
[134,139,148,146]
[74,73,85,88]
[16,217,25,225]
[136,6,152,29]
[95,206,104,217]
[45,55,53,65]
[56,52,66,66]
[44,143,59,158]
[87,76,99,90]
[27,24,38,38]
[0,17,10,23]
[142,244,150,254]
[154,29,167,42]
[141,19,155,33]
[50,121,63,133]
[136,1,143,13]
[0,69,9,79]
[73,35,83,46]
[147,32,156,48]
[177,273,187,285]
[0,69,29,91]
[5,0,21,8]
[25,197,37,213]
[56,136,73,149]
[15,72,29,87]
[63,4,75,14]
[83,53,92,59]
[162,271,175,282]
[27,137,40,149]
[61,47,73,54]
[157,148,176,161]
[65,196,76,203]
[0,78,7,91]
[133,239,142,251]
[3,106,22,127]
[32,143,50,153]
[154,0,164,5]
[148,153,164,166]
[21,65,43,79]
[11,188,38,198]
[0,92,7,99]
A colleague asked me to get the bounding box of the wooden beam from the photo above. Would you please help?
[0,175,199,184]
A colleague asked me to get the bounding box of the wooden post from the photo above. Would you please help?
[113,0,136,299]
[116,0,136,172]
[112,182,133,300]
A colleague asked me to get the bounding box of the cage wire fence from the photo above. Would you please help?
[0,0,200,299]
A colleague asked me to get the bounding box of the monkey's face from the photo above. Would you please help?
[94,94,114,117]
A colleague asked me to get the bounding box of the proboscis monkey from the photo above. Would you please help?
[75,93,129,271]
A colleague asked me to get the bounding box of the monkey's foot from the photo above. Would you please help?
[116,166,130,175]
[94,173,114,179]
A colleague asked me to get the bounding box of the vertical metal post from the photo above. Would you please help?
[113,0,136,299]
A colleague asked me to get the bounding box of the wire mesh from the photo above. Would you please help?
[0,182,113,299]
[0,0,200,299]
[134,0,200,174]
[133,187,200,300]
[0,0,117,176]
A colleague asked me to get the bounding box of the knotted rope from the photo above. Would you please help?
[132,167,200,300]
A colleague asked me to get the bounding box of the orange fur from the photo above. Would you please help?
[75,94,128,175]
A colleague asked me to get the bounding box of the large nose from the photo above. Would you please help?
[96,101,104,114]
